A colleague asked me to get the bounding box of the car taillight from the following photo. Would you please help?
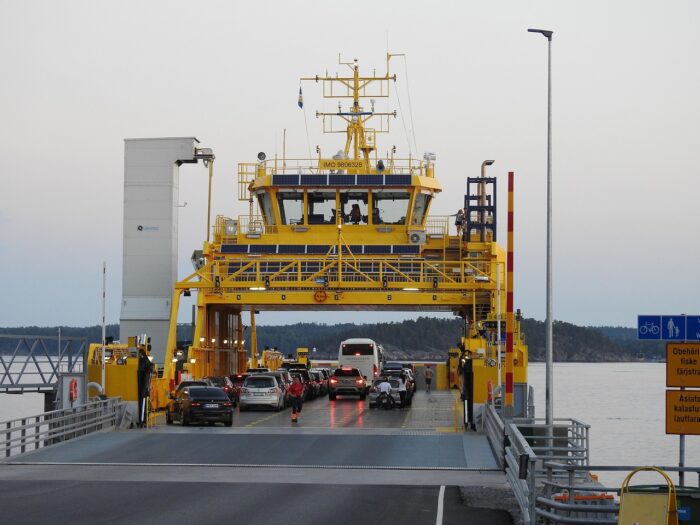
[268,388,279,394]
[374,364,378,377]
[356,378,364,385]
[223,402,233,407]
[224,386,230,392]
[191,402,201,407]
[329,378,338,384]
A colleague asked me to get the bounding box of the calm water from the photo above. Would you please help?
[1,362,697,485]
[529,362,699,486]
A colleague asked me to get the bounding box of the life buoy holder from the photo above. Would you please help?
[69,378,78,402]
[314,290,328,303]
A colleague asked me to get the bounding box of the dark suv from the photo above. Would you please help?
[328,368,366,400]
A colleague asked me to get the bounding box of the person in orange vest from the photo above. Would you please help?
[288,376,305,422]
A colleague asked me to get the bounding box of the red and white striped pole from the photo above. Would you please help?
[505,172,515,416]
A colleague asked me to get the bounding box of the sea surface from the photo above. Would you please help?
[1,362,697,486]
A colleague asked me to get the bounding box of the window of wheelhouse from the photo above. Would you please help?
[276,191,304,225]
[339,191,368,225]
[256,192,275,225]
[371,190,410,225]
[410,192,432,226]
[307,191,337,224]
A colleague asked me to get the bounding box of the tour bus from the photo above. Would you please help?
[337,338,384,386]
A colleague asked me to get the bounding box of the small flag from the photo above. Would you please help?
[298,86,303,109]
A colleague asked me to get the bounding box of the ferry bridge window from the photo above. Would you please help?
[411,193,432,225]
[371,190,410,225]
[256,192,276,225]
[276,191,304,225]
[307,191,337,224]
[340,191,368,224]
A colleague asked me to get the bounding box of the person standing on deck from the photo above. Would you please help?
[424,365,434,393]
[398,373,407,408]
[288,376,304,423]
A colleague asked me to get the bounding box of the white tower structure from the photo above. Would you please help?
[120,137,211,363]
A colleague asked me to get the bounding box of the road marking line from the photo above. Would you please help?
[436,485,445,525]
[245,411,285,427]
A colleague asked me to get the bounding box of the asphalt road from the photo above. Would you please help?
[0,481,513,525]
[0,391,514,524]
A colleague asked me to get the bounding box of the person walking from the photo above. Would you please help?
[398,373,407,408]
[424,365,434,394]
[288,376,304,423]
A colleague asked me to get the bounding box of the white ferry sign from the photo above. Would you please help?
[666,343,700,388]
[666,390,700,435]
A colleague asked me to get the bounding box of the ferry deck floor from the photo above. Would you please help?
[0,391,514,524]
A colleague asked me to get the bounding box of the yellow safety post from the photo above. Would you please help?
[618,467,678,525]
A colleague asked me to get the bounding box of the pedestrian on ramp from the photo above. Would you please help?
[424,365,434,393]
[289,375,305,423]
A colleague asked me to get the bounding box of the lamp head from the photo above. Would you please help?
[482,160,495,167]
[527,28,553,40]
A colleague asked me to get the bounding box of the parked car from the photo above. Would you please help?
[368,377,401,408]
[268,370,293,406]
[380,369,414,405]
[309,370,327,396]
[174,380,207,394]
[204,376,235,401]
[310,368,330,394]
[228,373,249,405]
[239,374,285,411]
[247,367,271,374]
[166,386,233,426]
[290,370,314,400]
[280,362,307,371]
[328,367,366,400]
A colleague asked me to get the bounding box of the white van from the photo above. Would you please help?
[337,338,383,385]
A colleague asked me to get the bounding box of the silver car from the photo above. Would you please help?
[239,374,285,411]
[368,378,400,408]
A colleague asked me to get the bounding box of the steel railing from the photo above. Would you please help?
[1,397,125,459]
[0,335,86,393]
[538,462,700,525]
[180,257,495,291]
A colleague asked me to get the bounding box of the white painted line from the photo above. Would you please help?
[436,485,445,525]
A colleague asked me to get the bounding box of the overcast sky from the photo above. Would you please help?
[1,0,698,328]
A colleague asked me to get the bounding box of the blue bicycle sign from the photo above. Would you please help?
[638,316,661,340]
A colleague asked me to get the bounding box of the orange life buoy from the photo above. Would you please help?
[69,378,78,402]
[313,290,327,303]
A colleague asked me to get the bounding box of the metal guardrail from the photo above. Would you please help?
[538,462,700,525]
[505,421,538,525]
[1,397,125,459]
[0,334,86,393]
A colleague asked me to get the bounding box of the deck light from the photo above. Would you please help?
[402,287,419,291]
[199,337,205,343]
[223,339,228,345]
[211,338,216,343]
[190,358,196,364]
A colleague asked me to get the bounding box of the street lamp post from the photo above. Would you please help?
[528,28,554,430]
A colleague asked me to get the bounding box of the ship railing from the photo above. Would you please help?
[237,215,277,236]
[425,215,450,237]
[1,397,125,459]
[537,462,700,525]
[202,257,495,288]
[240,157,435,178]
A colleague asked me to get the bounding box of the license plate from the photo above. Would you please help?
[205,404,219,408]
[253,393,266,396]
